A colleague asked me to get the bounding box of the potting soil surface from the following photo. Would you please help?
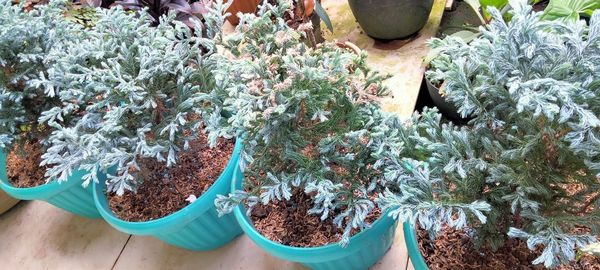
[250,191,382,247]
[107,134,234,222]
[7,140,50,188]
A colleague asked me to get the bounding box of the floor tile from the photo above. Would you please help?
[0,201,130,270]
[113,234,303,270]
[113,225,408,270]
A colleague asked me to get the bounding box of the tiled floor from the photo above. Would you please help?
[0,201,129,269]
[0,0,446,268]
[1,200,414,270]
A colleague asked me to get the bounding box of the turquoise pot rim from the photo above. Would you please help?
[0,151,85,200]
[403,222,429,270]
[231,166,397,263]
[93,139,242,235]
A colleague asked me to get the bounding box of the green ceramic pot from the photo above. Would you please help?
[348,0,434,40]
[425,78,473,123]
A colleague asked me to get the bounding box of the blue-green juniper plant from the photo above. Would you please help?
[377,1,600,268]
[0,0,81,149]
[214,0,397,247]
[37,2,234,194]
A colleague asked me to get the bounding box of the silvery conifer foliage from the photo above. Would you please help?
[38,2,232,194]
[0,0,81,148]
[215,0,392,246]
[377,1,600,268]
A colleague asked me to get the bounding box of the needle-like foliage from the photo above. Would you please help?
[37,2,233,194]
[0,0,81,149]
[377,1,600,268]
[214,0,392,246]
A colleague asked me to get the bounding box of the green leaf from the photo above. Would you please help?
[315,1,333,33]
[450,30,480,43]
[542,0,600,23]
[480,0,509,20]
[464,0,488,24]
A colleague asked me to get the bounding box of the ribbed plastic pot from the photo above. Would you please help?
[348,0,434,40]
[93,140,243,251]
[0,152,100,218]
[403,223,429,270]
[232,167,398,270]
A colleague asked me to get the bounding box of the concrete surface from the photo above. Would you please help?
[0,200,413,270]
[322,0,446,119]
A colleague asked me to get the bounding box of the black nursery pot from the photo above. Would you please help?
[348,0,434,40]
[425,78,472,123]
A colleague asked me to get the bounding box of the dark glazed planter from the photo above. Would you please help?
[348,0,434,40]
[425,78,472,123]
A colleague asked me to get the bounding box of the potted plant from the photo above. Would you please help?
[39,3,243,250]
[234,0,332,47]
[541,0,600,23]
[347,0,435,40]
[427,0,600,122]
[80,0,211,28]
[423,36,476,122]
[376,3,600,269]
[0,0,101,218]
[215,5,398,269]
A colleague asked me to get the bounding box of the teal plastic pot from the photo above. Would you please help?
[0,152,100,218]
[348,0,434,40]
[403,223,429,270]
[231,167,398,270]
[93,140,243,251]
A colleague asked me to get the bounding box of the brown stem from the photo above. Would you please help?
[565,193,600,215]
[154,98,164,125]
[306,29,317,49]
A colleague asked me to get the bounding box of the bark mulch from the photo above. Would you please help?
[107,134,234,222]
[7,140,48,188]
[417,225,600,270]
[250,190,381,247]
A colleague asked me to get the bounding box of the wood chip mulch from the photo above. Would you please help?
[107,134,234,222]
[7,139,49,188]
[417,225,600,270]
[250,190,381,247]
